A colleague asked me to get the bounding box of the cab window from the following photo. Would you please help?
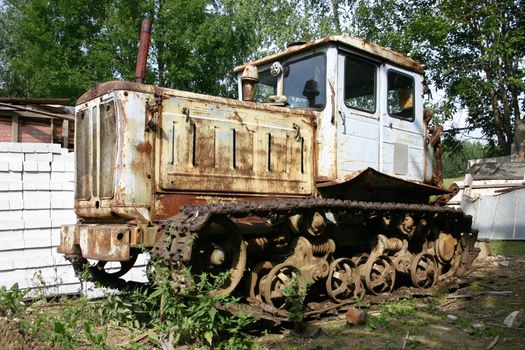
[254,69,277,103]
[344,56,376,113]
[387,70,415,121]
[284,54,326,109]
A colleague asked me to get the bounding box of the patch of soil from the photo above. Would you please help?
[0,317,47,350]
[258,255,525,350]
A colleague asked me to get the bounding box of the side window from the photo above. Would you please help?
[344,56,376,113]
[387,70,415,121]
[284,54,326,109]
[254,70,277,103]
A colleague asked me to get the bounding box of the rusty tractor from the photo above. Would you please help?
[58,26,479,319]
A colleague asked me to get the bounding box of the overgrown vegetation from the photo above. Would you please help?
[442,141,486,178]
[365,298,418,331]
[0,265,258,349]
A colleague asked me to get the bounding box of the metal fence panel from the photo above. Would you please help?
[461,188,525,240]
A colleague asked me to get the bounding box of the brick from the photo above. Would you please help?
[0,172,22,181]
[0,258,14,272]
[50,199,65,209]
[51,216,76,227]
[51,161,65,172]
[8,181,22,191]
[33,143,50,153]
[21,143,35,153]
[25,153,53,161]
[64,161,74,172]
[0,182,8,191]
[24,218,52,229]
[0,153,24,162]
[0,143,8,152]
[0,161,8,171]
[4,191,22,202]
[53,153,74,162]
[37,161,51,172]
[7,143,22,152]
[0,210,22,220]
[23,199,50,210]
[23,172,50,182]
[62,182,74,191]
[50,209,75,219]
[23,181,50,190]
[0,219,25,231]
[23,161,38,172]
[50,172,73,182]
[51,228,61,247]
[9,161,23,172]
[49,181,63,190]
[58,284,82,296]
[23,209,50,220]
[0,229,24,250]
[49,143,61,154]
[9,200,24,210]
[52,217,76,228]
[0,201,9,210]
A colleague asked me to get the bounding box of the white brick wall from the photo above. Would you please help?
[0,142,148,296]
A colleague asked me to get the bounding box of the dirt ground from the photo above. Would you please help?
[259,254,525,350]
[1,254,524,349]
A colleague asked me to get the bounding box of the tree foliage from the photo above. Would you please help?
[0,0,523,156]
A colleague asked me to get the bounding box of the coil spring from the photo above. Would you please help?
[310,238,335,256]
[246,237,270,255]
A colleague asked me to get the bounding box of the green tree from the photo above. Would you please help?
[442,141,486,178]
[0,0,259,99]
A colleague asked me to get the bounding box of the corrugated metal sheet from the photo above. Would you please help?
[461,188,525,240]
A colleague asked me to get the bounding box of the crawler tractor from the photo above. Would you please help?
[58,32,479,318]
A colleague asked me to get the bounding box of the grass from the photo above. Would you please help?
[489,240,525,256]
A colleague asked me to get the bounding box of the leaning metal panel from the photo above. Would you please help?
[461,188,525,240]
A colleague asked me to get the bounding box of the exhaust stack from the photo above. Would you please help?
[135,18,152,84]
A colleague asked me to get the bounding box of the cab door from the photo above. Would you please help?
[379,65,426,181]
[336,53,381,176]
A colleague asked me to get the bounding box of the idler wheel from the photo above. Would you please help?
[326,258,364,303]
[190,217,247,296]
[363,254,396,295]
[410,253,438,289]
[246,261,274,302]
[261,263,306,311]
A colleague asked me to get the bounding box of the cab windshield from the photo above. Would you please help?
[253,54,326,109]
[284,54,326,109]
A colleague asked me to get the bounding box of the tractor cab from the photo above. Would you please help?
[235,36,434,185]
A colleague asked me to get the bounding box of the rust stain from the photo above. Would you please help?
[136,141,152,155]
[229,111,244,124]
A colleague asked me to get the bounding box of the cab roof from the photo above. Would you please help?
[233,36,424,74]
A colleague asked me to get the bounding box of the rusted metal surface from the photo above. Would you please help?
[59,223,161,261]
[233,36,424,75]
[157,95,315,196]
[135,18,152,84]
[241,65,258,102]
[316,167,450,203]
[148,196,478,318]
[76,81,316,120]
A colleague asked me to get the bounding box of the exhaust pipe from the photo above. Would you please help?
[135,18,152,84]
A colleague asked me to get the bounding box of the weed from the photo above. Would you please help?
[0,283,27,317]
[282,275,307,325]
[366,299,419,331]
